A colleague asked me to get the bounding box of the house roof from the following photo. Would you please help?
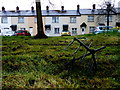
[0,8,120,17]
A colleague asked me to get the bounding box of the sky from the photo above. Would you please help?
[0,0,120,10]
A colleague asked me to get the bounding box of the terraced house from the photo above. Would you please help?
[0,4,120,36]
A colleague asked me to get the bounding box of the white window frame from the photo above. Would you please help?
[70,17,76,23]
[1,17,8,23]
[18,17,24,23]
[72,28,77,35]
[89,26,95,33]
[54,28,60,34]
[88,16,94,22]
[52,17,59,23]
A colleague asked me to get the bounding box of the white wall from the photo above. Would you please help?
[44,16,82,36]
[0,17,12,35]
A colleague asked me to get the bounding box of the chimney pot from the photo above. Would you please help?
[2,6,5,11]
[16,6,19,11]
[31,6,34,11]
[46,6,49,12]
[61,6,64,11]
[77,5,80,12]
[93,4,96,9]
[31,6,34,13]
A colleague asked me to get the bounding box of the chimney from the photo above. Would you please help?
[77,5,81,15]
[61,6,64,11]
[2,6,5,12]
[31,6,34,13]
[31,6,34,11]
[16,6,19,11]
[77,5,80,12]
[93,4,96,9]
[46,6,49,12]
[16,6,20,13]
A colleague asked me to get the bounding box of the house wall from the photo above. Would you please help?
[0,17,12,35]
[10,16,46,36]
[42,14,120,36]
[44,16,82,36]
[117,14,120,22]
[11,17,29,30]
[0,10,120,36]
[80,15,97,34]
[95,15,118,27]
[27,17,37,36]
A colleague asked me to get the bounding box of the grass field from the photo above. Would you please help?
[2,32,120,88]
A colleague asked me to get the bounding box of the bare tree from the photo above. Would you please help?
[105,1,117,30]
[96,0,117,30]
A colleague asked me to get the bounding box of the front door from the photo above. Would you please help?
[81,27,85,35]
[29,27,33,36]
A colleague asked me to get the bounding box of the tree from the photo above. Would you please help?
[105,1,117,30]
[97,0,117,30]
[35,0,48,38]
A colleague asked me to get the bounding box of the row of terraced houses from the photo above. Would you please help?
[0,4,120,36]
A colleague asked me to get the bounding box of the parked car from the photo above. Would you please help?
[61,30,71,36]
[15,30,31,36]
[94,26,113,34]
[3,31,15,36]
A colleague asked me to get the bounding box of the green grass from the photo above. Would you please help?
[2,32,120,88]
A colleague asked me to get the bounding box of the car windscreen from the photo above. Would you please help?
[62,30,69,32]
[24,31,30,33]
[16,30,23,33]
[99,27,105,30]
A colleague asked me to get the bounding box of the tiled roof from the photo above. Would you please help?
[0,8,120,17]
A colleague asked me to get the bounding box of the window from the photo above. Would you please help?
[88,16,94,22]
[105,16,112,22]
[52,17,59,23]
[70,17,76,23]
[4,28,9,29]
[63,25,68,31]
[116,22,120,27]
[34,17,37,23]
[89,26,95,33]
[72,28,77,35]
[45,25,51,33]
[18,17,24,23]
[45,25,51,30]
[1,17,8,23]
[54,28,60,34]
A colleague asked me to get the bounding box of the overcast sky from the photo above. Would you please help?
[0,0,120,10]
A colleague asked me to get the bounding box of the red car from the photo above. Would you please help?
[15,30,31,36]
